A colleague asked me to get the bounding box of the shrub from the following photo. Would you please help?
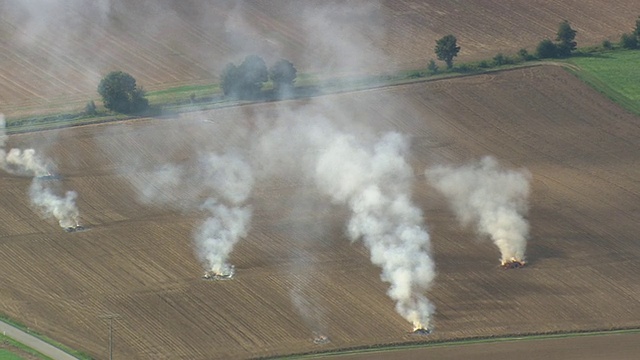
[620,33,639,49]
[518,48,535,61]
[427,59,439,75]
[536,39,558,59]
[84,100,97,116]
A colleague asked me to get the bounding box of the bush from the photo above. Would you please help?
[97,71,148,114]
[536,39,558,59]
[84,100,97,116]
[620,33,639,49]
[427,59,439,75]
[492,53,512,66]
[602,39,613,50]
[518,48,535,61]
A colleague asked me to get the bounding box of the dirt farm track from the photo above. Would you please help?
[0,1,639,360]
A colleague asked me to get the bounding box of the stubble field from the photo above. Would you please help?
[0,64,638,359]
[1,1,639,359]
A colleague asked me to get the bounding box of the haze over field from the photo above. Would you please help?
[0,1,639,359]
[1,0,638,113]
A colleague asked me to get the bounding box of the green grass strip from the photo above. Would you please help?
[0,334,53,360]
[566,50,640,115]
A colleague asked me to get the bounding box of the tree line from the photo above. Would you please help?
[430,16,640,72]
[96,17,639,115]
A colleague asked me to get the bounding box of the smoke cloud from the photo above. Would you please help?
[195,152,253,273]
[0,114,80,229]
[130,149,254,274]
[29,178,80,229]
[426,156,531,264]
[313,130,435,330]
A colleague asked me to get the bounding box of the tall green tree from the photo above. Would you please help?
[556,20,577,57]
[97,71,148,114]
[435,34,460,69]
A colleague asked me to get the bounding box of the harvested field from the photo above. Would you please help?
[0,65,639,359]
[1,0,639,115]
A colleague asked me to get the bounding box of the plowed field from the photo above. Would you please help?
[0,65,639,359]
[1,0,638,115]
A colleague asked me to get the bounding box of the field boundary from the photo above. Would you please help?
[3,60,578,136]
[259,327,640,359]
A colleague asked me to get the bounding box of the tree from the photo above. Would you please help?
[220,55,268,99]
[97,71,148,114]
[555,20,577,57]
[620,32,638,49]
[220,63,240,97]
[536,39,558,59]
[237,55,268,98]
[269,59,297,96]
[435,35,460,69]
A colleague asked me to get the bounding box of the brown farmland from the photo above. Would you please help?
[1,0,639,116]
[0,64,639,359]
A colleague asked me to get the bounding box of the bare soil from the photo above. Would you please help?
[0,65,638,359]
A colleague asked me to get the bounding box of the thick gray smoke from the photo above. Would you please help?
[313,130,435,330]
[0,114,80,229]
[426,156,531,264]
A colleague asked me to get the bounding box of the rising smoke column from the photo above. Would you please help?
[195,152,254,274]
[29,178,80,228]
[426,156,531,264]
[132,150,254,275]
[0,114,81,229]
[313,131,435,330]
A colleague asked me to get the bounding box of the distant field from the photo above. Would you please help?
[568,50,640,115]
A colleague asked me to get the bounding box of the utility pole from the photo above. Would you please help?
[100,314,120,360]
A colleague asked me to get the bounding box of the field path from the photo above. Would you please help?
[0,319,79,360]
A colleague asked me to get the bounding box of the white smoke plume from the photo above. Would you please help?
[426,156,531,264]
[196,199,251,275]
[130,149,254,274]
[29,178,80,229]
[0,114,80,230]
[313,131,435,330]
[5,148,50,177]
[195,152,254,273]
